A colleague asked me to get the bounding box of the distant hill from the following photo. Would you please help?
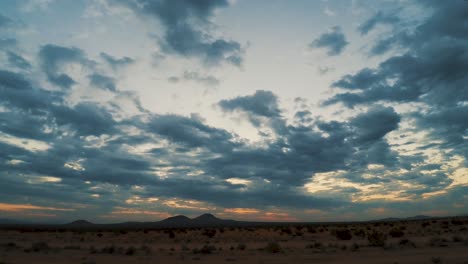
[157,213,239,227]
[1,213,455,230]
[0,218,27,225]
[375,215,432,222]
[66,220,94,226]
[158,215,191,226]
[405,215,431,220]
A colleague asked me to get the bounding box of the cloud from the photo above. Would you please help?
[7,51,32,70]
[219,90,286,134]
[0,13,14,29]
[88,73,116,91]
[358,10,400,35]
[100,52,134,70]
[168,70,220,86]
[0,203,74,212]
[325,1,468,159]
[38,44,91,89]
[0,38,17,49]
[349,106,400,144]
[113,0,243,67]
[310,26,348,56]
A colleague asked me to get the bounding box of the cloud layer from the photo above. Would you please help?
[0,0,466,222]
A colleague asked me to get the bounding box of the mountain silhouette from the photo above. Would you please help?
[66,220,94,226]
[159,215,191,226]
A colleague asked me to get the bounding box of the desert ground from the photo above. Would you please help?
[1,217,467,264]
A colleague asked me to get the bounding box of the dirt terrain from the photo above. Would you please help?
[1,217,467,264]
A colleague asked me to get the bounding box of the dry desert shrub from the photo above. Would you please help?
[389,228,405,238]
[367,230,387,247]
[264,241,282,253]
[29,241,50,252]
[125,246,136,255]
[334,229,352,240]
[236,243,246,250]
[429,237,448,247]
[399,238,416,248]
[193,244,216,254]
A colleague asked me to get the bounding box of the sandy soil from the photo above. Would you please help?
[1,217,467,264]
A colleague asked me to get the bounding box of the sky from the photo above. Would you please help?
[0,0,467,223]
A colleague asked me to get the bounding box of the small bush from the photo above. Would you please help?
[64,245,81,250]
[431,257,442,264]
[236,243,246,250]
[368,231,387,247]
[280,227,292,235]
[202,229,216,238]
[125,246,135,255]
[452,235,462,242]
[100,245,116,254]
[335,229,352,240]
[350,243,359,252]
[168,230,175,239]
[399,239,416,248]
[305,242,322,249]
[193,244,216,254]
[353,229,366,238]
[31,242,50,252]
[89,246,97,254]
[181,244,190,251]
[429,237,448,247]
[389,228,405,238]
[140,245,152,255]
[264,242,282,253]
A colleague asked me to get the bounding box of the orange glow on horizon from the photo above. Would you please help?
[0,203,74,212]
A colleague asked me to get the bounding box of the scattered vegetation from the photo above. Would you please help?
[350,243,359,252]
[334,229,352,240]
[125,246,136,255]
[264,242,282,253]
[399,239,416,248]
[202,229,216,238]
[29,242,50,252]
[368,230,387,247]
[236,243,246,251]
[193,244,216,254]
[429,237,448,247]
[353,229,366,238]
[389,228,405,238]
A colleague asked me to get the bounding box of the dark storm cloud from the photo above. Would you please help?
[100,52,134,70]
[310,26,348,56]
[112,0,243,66]
[7,51,31,70]
[39,44,91,89]
[325,1,468,159]
[88,73,116,91]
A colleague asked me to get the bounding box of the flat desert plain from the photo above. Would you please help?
[1,217,468,264]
